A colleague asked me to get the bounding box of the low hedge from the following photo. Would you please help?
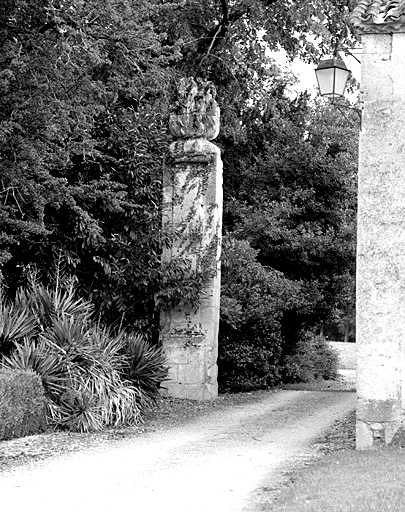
[282,332,339,383]
[0,368,47,441]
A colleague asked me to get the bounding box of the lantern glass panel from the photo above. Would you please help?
[315,67,335,96]
[315,58,351,98]
[334,67,351,97]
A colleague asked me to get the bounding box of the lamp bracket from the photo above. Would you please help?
[341,48,362,64]
[331,99,362,128]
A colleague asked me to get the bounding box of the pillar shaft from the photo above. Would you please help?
[160,79,222,400]
[356,33,405,448]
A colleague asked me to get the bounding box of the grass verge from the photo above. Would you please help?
[271,379,405,511]
[269,447,405,512]
[270,405,405,512]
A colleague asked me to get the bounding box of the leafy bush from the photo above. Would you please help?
[0,0,178,336]
[218,237,339,392]
[281,332,339,383]
[0,277,168,433]
[0,368,47,440]
[218,341,282,393]
[218,237,304,392]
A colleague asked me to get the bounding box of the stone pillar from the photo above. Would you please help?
[352,24,405,447]
[159,78,222,400]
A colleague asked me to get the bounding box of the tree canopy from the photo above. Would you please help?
[0,0,358,343]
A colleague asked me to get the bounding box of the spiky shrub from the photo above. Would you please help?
[14,277,95,333]
[1,277,168,433]
[0,368,47,440]
[0,292,37,357]
[125,333,168,407]
[2,318,143,432]
[1,338,66,402]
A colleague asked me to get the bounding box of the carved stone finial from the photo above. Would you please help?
[169,78,220,140]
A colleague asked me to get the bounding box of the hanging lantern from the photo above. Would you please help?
[315,57,351,99]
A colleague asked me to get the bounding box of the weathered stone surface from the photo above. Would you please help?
[169,78,220,141]
[357,399,402,422]
[389,426,405,447]
[160,79,222,400]
[355,32,405,448]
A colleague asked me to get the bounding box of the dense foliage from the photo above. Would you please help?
[0,0,179,334]
[281,332,338,383]
[1,1,358,391]
[219,235,341,392]
[219,236,303,391]
[222,92,358,340]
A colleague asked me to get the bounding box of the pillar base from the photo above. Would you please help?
[161,333,218,400]
[356,398,402,449]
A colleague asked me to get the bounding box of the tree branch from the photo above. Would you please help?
[197,0,244,57]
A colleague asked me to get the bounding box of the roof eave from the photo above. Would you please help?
[351,18,405,33]
[351,0,405,33]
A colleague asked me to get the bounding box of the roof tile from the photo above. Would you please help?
[351,0,405,31]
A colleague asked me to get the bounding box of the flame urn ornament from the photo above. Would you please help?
[169,78,220,141]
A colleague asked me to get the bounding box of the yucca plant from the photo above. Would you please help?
[1,270,168,433]
[0,294,37,357]
[89,326,128,373]
[126,334,168,406]
[54,384,103,433]
[79,369,142,428]
[15,280,95,333]
[44,318,144,431]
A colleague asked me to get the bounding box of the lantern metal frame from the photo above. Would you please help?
[315,54,362,125]
[315,57,351,99]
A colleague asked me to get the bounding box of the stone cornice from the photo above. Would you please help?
[351,0,405,33]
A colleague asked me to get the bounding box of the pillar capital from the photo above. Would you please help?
[168,77,220,141]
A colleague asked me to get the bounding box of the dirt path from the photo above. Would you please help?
[0,390,355,512]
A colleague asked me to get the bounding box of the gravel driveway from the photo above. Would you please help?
[0,389,355,512]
